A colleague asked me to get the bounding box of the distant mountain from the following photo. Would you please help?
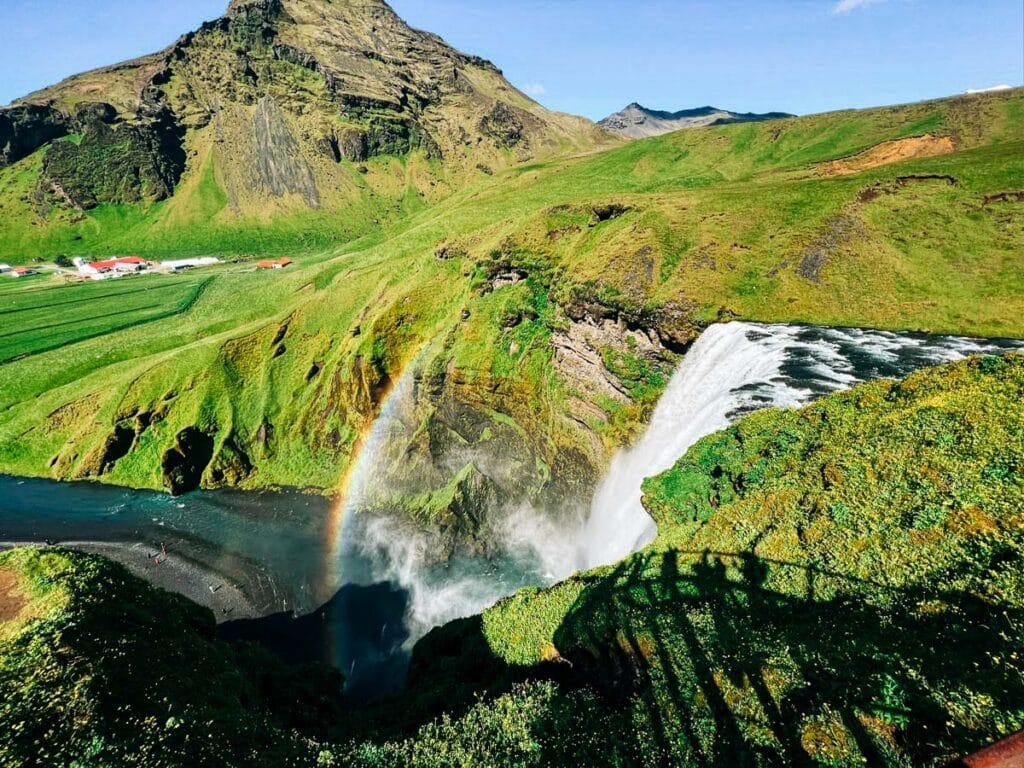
[598,102,794,139]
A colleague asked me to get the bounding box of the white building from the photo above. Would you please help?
[160,257,221,272]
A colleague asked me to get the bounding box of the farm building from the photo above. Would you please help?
[10,267,37,278]
[75,256,150,279]
[0,264,10,274]
[161,257,221,272]
[258,258,293,270]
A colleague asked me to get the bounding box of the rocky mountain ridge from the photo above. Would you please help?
[599,102,793,139]
[0,0,608,219]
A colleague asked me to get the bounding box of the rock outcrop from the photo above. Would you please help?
[0,104,69,166]
[41,113,185,208]
[252,96,320,207]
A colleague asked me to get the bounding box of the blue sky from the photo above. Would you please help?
[1,0,1021,119]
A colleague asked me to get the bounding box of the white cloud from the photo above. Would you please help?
[833,0,886,14]
[522,83,547,97]
[965,84,1014,94]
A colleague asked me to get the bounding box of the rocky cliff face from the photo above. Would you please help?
[1,0,608,219]
[599,103,793,139]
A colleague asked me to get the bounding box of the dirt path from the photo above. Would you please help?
[823,134,955,175]
[0,569,26,623]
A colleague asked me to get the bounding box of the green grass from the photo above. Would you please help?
[3,355,1023,766]
[360,353,1024,767]
[0,88,1022,498]
[0,548,340,767]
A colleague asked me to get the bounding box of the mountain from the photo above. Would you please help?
[598,102,794,138]
[0,0,611,257]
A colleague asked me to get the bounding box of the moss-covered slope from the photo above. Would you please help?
[0,0,611,260]
[3,355,1023,766]
[365,353,1024,767]
[0,547,341,767]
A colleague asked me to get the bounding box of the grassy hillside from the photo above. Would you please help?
[0,547,342,767]
[0,0,612,263]
[0,88,1022,547]
[350,352,1024,767]
[4,354,1021,766]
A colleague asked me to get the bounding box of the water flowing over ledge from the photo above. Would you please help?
[2,322,1021,698]
[575,322,1024,570]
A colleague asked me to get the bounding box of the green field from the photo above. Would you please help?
[0,88,1022,499]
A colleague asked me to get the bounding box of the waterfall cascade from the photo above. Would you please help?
[326,321,1023,690]
[576,322,1024,570]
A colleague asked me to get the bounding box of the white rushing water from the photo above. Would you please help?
[576,322,1024,570]
[337,365,551,642]
[335,322,1023,652]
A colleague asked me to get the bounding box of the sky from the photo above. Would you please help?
[1,0,1021,119]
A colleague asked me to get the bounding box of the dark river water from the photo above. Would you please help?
[2,323,1022,699]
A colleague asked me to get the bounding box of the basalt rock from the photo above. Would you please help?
[335,118,440,162]
[0,104,69,167]
[73,102,118,127]
[252,96,320,208]
[479,102,530,149]
[41,113,185,209]
[162,427,216,496]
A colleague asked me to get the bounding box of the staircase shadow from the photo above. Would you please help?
[219,579,411,703]
[365,544,1024,765]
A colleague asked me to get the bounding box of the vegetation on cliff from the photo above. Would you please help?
[0,547,343,767]
[340,352,1024,766]
[3,354,1022,766]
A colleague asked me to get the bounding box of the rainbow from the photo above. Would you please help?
[321,361,417,593]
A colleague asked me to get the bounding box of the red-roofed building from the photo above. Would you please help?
[77,256,149,278]
[10,266,37,278]
[258,258,293,270]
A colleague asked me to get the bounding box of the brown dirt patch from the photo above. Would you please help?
[822,134,956,176]
[0,569,27,624]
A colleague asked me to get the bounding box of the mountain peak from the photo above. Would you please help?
[599,102,793,139]
[1,0,609,218]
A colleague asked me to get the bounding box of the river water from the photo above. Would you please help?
[1,322,1020,697]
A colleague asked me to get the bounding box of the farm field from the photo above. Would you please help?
[1,88,1023,494]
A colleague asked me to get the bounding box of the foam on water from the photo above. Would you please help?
[576,322,1023,570]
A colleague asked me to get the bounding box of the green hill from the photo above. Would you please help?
[0,546,342,767]
[1,84,1023,554]
[0,0,610,261]
[3,353,1022,766]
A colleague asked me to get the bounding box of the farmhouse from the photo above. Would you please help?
[258,258,293,270]
[10,267,37,278]
[75,256,149,279]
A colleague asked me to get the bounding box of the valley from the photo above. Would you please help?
[1,0,1023,765]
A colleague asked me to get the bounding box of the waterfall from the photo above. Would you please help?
[577,323,794,569]
[326,321,1022,688]
[577,322,1024,570]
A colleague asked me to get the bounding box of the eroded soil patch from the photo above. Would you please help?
[0,570,27,623]
[822,134,955,176]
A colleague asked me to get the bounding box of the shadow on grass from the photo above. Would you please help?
[364,545,1024,766]
[220,580,410,704]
